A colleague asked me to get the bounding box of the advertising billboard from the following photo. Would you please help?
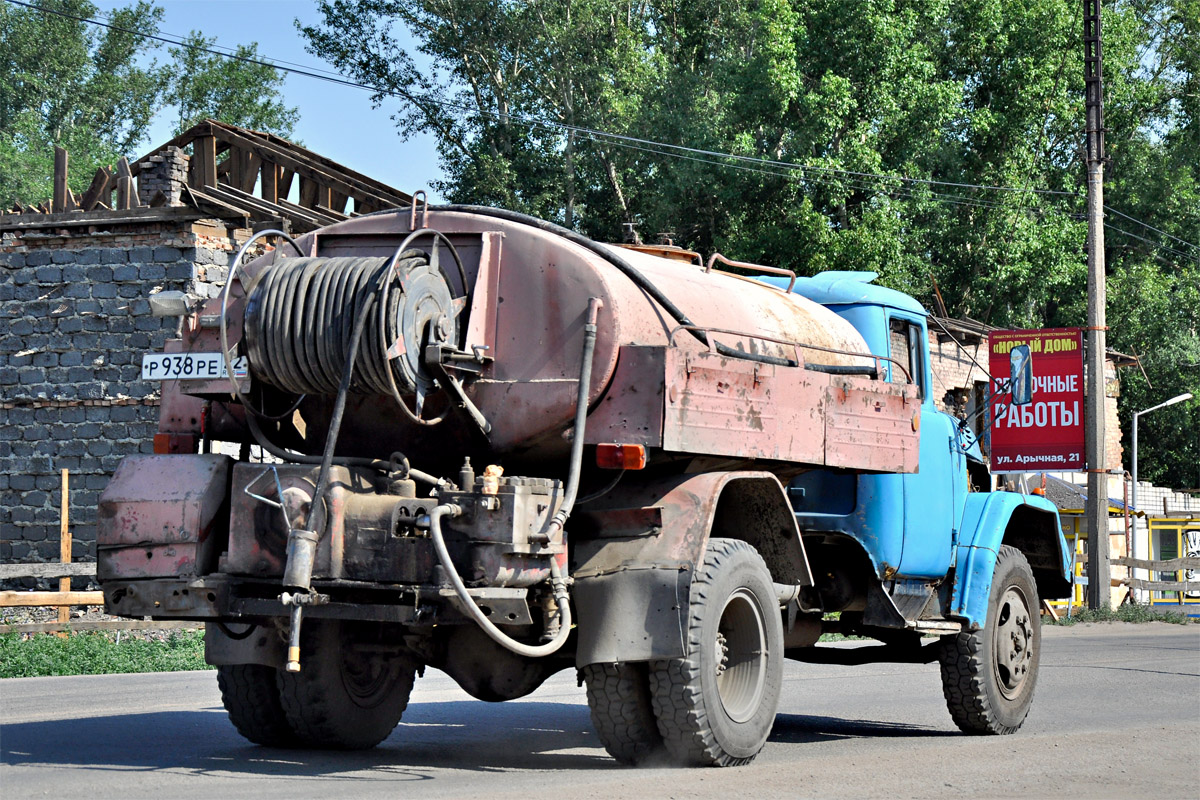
[988,328,1085,473]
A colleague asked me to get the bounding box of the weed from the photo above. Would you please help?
[0,629,211,678]
[1047,603,1194,626]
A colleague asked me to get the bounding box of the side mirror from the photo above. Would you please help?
[1010,345,1033,406]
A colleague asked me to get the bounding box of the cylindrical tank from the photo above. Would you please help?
[238,208,873,467]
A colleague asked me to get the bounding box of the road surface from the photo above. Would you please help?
[3,623,1197,799]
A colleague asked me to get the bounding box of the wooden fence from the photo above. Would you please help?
[1112,555,1200,599]
[0,469,198,635]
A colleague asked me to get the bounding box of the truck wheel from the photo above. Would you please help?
[276,620,417,749]
[217,664,298,747]
[939,544,1041,734]
[649,538,783,766]
[583,661,664,765]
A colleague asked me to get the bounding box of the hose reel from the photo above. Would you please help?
[242,250,458,406]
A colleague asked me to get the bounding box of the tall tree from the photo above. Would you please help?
[166,31,298,137]
[299,0,1197,484]
[0,0,300,205]
[0,0,166,202]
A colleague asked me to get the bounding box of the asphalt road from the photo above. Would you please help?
[2,623,1197,800]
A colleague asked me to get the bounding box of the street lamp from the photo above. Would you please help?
[1131,392,1194,601]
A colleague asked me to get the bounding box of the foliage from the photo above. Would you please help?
[0,629,210,678]
[301,0,1198,488]
[166,32,298,137]
[0,0,298,205]
[0,0,165,202]
[1046,603,1195,625]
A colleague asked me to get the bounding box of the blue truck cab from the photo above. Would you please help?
[758,272,1070,633]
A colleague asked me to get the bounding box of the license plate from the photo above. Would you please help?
[141,352,248,381]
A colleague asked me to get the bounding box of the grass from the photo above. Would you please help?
[1047,603,1195,626]
[0,629,211,678]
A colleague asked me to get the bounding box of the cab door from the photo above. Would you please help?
[888,313,965,578]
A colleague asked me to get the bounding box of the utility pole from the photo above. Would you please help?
[1083,0,1110,609]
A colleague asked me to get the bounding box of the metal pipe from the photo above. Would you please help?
[241,412,443,488]
[429,504,572,658]
[1123,472,1133,601]
[548,297,603,534]
[1133,409,1140,601]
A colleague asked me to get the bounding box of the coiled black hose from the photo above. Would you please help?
[243,252,430,396]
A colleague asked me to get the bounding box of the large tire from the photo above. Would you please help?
[276,619,418,750]
[583,661,664,765]
[217,664,298,747]
[939,544,1041,734]
[649,538,784,767]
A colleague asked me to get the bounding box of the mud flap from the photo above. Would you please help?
[573,567,690,666]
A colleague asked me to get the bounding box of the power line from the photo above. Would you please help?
[1105,223,1198,263]
[604,134,1199,268]
[1104,206,1199,252]
[4,0,372,92]
[2,0,1080,200]
[9,0,1196,261]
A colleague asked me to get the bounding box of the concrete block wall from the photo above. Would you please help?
[1,218,246,584]
[1135,483,1200,515]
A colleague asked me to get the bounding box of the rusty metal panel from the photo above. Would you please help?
[464,231,503,359]
[227,462,331,578]
[662,348,826,464]
[97,455,232,580]
[583,345,665,447]
[661,348,919,472]
[824,379,920,473]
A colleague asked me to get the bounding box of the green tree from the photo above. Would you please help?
[0,0,300,205]
[1102,0,1200,489]
[166,31,298,137]
[303,0,1198,484]
[0,0,166,202]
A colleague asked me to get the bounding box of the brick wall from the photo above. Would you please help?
[0,217,246,584]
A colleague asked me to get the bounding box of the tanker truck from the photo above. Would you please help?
[97,202,1071,766]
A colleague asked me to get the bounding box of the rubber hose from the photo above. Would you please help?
[244,252,431,396]
[430,504,572,659]
[242,410,443,488]
[547,297,600,533]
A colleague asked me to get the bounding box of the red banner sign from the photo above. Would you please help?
[988,328,1085,473]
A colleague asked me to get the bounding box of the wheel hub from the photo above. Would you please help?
[341,643,399,708]
[992,586,1034,699]
[715,589,768,723]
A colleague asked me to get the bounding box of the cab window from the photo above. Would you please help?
[888,318,925,400]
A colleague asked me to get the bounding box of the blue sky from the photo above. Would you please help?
[93,0,447,199]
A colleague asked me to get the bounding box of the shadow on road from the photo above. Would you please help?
[2,700,613,777]
[770,714,956,744]
[4,696,967,777]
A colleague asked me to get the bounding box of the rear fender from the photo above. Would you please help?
[951,492,1071,628]
[569,470,809,666]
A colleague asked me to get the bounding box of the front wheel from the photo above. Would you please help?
[939,545,1041,734]
[649,538,783,766]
